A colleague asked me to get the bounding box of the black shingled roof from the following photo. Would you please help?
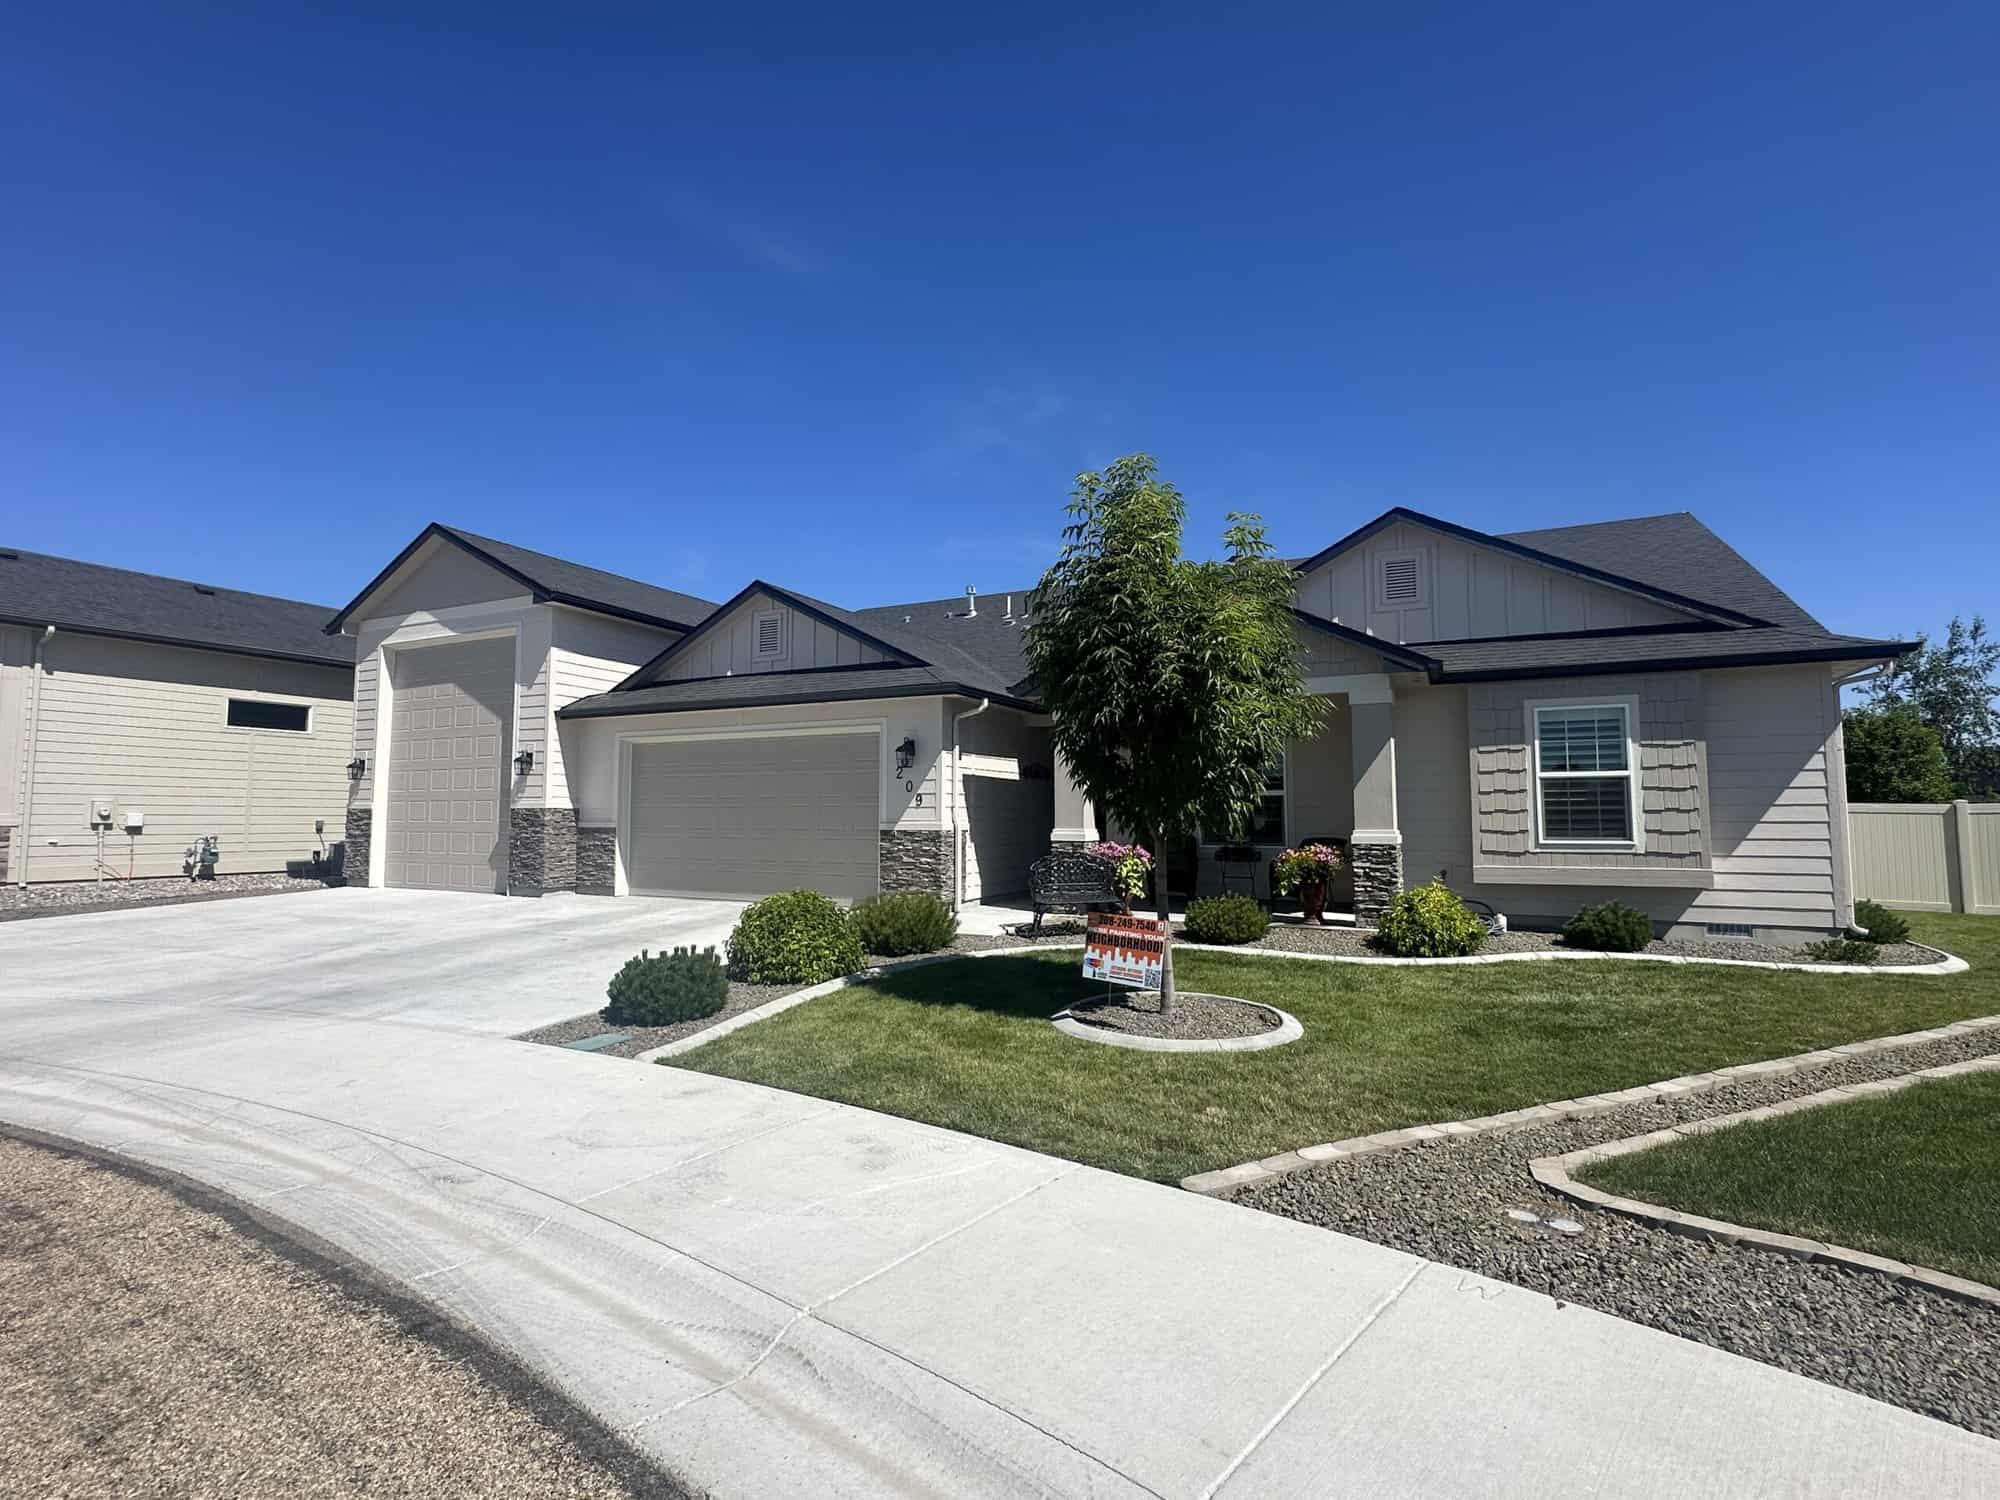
[0,546,353,666]
[324,523,715,636]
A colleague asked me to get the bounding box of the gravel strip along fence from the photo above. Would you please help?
[0,871,338,921]
[1227,1026,2000,1439]
[0,1132,684,1499]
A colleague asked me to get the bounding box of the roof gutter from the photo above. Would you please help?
[557,680,1043,720]
[1427,639,1921,686]
[0,614,352,669]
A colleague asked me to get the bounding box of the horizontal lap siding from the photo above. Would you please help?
[24,635,353,882]
[1696,667,1839,932]
[546,609,686,810]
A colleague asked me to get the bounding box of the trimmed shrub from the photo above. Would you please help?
[1852,898,1910,946]
[1184,894,1269,945]
[1374,880,1487,958]
[727,889,866,984]
[1804,937,1879,965]
[1561,901,1655,953]
[602,945,728,1026]
[850,891,958,956]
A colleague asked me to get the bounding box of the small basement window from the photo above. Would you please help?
[1529,698,1640,848]
[227,698,311,733]
[752,609,787,659]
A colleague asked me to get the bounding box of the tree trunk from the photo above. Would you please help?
[1154,832,1176,1014]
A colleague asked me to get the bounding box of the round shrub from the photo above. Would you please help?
[1804,937,1878,965]
[1561,901,1654,953]
[1374,880,1487,957]
[850,891,958,956]
[1852,898,1910,946]
[1184,894,1269,945]
[727,889,866,984]
[602,945,728,1027]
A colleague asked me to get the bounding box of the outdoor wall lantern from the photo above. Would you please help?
[514,749,535,778]
[895,737,917,776]
[346,757,367,781]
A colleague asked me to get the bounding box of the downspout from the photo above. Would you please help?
[949,697,991,910]
[14,625,53,886]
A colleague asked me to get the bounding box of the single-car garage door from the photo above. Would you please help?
[383,638,514,892]
[626,730,879,902]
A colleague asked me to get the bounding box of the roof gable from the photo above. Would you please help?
[1293,508,1769,638]
[619,581,925,690]
[325,523,715,636]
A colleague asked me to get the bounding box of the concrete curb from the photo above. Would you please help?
[1180,1011,2000,1196]
[1528,1055,2000,1309]
[1050,995,1305,1053]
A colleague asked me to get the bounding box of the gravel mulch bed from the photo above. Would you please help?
[0,871,339,922]
[517,980,803,1058]
[0,1134,681,1498]
[1204,922,1941,967]
[1230,1027,2000,1438]
[1065,989,1279,1041]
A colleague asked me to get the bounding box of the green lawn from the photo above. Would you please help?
[665,912,1999,1183]
[1582,1068,2000,1287]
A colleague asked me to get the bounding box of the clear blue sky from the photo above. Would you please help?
[4,3,1994,643]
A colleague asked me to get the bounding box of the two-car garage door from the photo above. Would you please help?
[626,730,879,903]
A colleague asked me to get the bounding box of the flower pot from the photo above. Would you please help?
[1299,880,1327,926]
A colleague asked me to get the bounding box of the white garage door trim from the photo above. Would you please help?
[372,625,523,891]
[615,721,884,901]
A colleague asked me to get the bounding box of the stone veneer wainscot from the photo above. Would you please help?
[508,807,577,896]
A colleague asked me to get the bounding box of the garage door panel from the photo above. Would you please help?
[384,638,513,893]
[627,732,879,902]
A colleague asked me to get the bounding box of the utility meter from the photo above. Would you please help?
[89,799,114,829]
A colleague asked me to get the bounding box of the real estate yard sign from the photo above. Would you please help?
[1082,913,1167,990]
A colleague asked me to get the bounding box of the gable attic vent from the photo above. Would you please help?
[1378,552,1425,608]
[754,610,785,657]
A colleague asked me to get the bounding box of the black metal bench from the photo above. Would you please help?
[1025,851,1123,934]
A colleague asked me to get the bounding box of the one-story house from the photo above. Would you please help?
[325,507,1913,944]
[0,548,355,884]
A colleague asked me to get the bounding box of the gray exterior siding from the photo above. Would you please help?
[359,538,528,620]
[14,633,353,883]
[1293,519,1693,645]
[1391,665,1845,940]
[655,589,892,681]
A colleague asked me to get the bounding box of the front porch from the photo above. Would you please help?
[1054,669,1407,925]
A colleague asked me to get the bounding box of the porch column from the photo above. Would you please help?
[1348,692,1403,925]
[1052,752,1098,852]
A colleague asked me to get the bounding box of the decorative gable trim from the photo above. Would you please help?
[613,579,927,691]
[1292,508,1770,629]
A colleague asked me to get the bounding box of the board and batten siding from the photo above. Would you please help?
[1394,664,1846,940]
[653,590,893,682]
[21,633,352,883]
[1294,519,1694,645]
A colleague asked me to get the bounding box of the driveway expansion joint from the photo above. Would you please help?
[1528,1054,2000,1308]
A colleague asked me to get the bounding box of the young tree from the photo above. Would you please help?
[1842,705,1954,803]
[1026,454,1321,1010]
[1867,615,2000,796]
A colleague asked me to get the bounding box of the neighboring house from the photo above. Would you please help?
[0,548,354,884]
[327,507,1912,944]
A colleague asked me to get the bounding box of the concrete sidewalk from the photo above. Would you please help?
[2,893,1996,1497]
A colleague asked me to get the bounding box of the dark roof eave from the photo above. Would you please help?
[1290,609,1438,671]
[1292,507,1771,629]
[1429,639,1918,685]
[559,680,1042,721]
[0,613,354,668]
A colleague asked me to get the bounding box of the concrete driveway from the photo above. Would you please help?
[2,890,1997,1498]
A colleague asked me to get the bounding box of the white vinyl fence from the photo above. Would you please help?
[1849,801,2000,915]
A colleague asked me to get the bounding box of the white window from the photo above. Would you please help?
[1376,549,1427,609]
[752,609,786,659]
[1529,698,1641,848]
